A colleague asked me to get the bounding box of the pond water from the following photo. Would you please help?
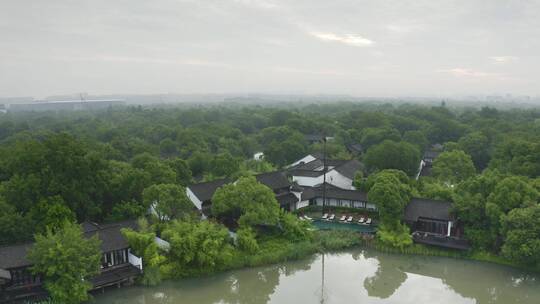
[312,219,377,233]
[92,249,540,304]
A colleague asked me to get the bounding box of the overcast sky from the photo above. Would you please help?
[1,0,539,98]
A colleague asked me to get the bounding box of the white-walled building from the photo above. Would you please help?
[288,156,363,190]
[186,171,300,215]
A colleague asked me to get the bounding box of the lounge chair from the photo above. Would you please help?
[339,215,347,221]
[322,213,328,220]
[329,214,335,220]
[347,216,353,222]
[358,217,365,224]
[299,216,305,221]
[365,218,372,225]
[304,215,313,221]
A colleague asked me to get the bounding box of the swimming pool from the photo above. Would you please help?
[312,219,377,233]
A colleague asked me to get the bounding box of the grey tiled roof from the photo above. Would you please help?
[276,192,299,205]
[301,183,368,202]
[0,220,138,270]
[188,178,230,202]
[334,159,363,179]
[404,198,453,222]
[0,243,33,269]
[188,172,292,203]
[255,171,291,190]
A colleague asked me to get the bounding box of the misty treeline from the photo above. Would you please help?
[0,102,539,263]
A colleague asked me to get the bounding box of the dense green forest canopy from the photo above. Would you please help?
[0,102,539,265]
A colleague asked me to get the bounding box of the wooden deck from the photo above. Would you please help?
[0,264,141,303]
[412,231,471,250]
[92,264,141,289]
[0,284,47,303]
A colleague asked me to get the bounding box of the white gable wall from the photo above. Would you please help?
[289,154,317,167]
[186,187,203,210]
[325,170,354,190]
[292,175,324,187]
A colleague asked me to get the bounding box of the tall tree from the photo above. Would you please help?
[432,150,475,185]
[367,171,412,248]
[458,132,491,170]
[501,205,540,266]
[212,176,280,228]
[490,138,540,177]
[162,220,233,276]
[143,184,194,222]
[29,222,101,304]
[28,196,76,234]
[364,140,421,177]
[0,200,32,245]
[166,158,193,186]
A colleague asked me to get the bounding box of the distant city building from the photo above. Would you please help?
[7,99,124,112]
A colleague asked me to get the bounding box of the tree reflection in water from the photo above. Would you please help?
[92,250,540,304]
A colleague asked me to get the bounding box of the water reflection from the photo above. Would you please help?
[93,249,540,304]
[362,251,407,299]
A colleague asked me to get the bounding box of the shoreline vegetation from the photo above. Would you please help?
[27,229,538,304]
[167,229,540,282]
[1,103,537,304]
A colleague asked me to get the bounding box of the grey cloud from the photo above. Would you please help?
[0,0,539,98]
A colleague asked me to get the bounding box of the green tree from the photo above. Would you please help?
[403,130,428,151]
[501,205,540,266]
[432,150,475,184]
[28,196,76,233]
[452,171,501,249]
[418,179,454,202]
[143,184,194,222]
[279,209,312,241]
[490,138,540,177]
[210,152,241,177]
[364,140,421,176]
[122,222,165,286]
[188,151,212,177]
[367,171,412,248]
[0,200,32,245]
[0,133,110,220]
[28,222,101,304]
[458,132,490,169]
[368,175,408,227]
[106,160,151,207]
[360,128,401,150]
[107,200,146,222]
[236,226,259,253]
[162,220,233,276]
[166,158,193,186]
[211,176,280,228]
[159,138,177,158]
[483,177,539,248]
[265,139,307,167]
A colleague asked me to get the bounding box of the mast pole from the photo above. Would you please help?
[322,136,327,216]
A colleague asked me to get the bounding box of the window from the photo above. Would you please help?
[10,267,37,286]
[102,249,129,268]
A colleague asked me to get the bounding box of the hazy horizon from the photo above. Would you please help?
[1,0,540,99]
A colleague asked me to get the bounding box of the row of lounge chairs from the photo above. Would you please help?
[321,213,372,225]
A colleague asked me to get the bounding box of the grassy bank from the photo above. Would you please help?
[230,229,365,268]
[361,238,540,273]
[161,230,539,281]
[161,229,365,280]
